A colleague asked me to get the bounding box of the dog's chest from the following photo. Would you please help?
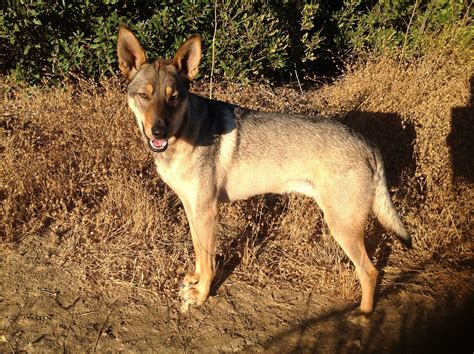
[153,154,196,198]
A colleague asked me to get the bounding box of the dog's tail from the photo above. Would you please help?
[372,149,412,248]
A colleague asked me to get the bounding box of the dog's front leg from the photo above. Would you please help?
[179,198,217,312]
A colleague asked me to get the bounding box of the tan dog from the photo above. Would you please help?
[117,27,411,323]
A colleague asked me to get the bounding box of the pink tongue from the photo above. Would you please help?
[151,139,166,148]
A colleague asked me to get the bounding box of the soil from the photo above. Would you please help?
[1,242,472,353]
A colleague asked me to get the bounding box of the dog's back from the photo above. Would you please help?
[204,97,375,199]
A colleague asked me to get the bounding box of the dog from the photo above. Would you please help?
[117,27,411,323]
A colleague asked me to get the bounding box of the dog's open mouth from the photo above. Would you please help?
[148,138,168,152]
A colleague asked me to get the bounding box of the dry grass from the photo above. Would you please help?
[1,52,472,307]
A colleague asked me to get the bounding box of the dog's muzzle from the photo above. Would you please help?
[142,122,168,153]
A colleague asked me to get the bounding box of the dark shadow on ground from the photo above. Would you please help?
[263,269,473,353]
[212,194,288,294]
[447,73,474,184]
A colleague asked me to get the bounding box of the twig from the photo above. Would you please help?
[1,335,14,353]
[92,297,118,352]
[209,0,218,99]
[39,287,60,297]
[55,295,81,310]
[400,0,419,63]
[260,84,276,97]
[63,302,78,352]
[294,69,303,94]
[30,334,47,345]
[446,206,462,240]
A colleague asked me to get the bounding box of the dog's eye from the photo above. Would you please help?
[171,93,179,101]
[138,92,148,100]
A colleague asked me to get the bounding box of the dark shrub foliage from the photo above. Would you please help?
[0,0,470,84]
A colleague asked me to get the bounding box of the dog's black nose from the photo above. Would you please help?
[151,125,168,139]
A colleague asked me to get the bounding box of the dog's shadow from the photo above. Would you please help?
[212,193,288,293]
[341,111,416,190]
[212,110,417,297]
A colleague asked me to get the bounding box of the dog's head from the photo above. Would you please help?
[117,27,201,153]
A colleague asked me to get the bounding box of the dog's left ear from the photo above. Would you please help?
[172,35,202,82]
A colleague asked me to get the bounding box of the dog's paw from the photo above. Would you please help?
[347,309,371,327]
[182,272,200,288]
[179,272,209,313]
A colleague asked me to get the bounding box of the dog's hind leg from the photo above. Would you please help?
[318,185,379,326]
[179,197,217,312]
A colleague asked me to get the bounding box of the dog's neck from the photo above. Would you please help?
[152,93,237,167]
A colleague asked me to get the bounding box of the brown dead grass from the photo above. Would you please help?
[1,52,472,307]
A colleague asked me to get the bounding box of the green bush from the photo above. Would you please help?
[0,0,471,85]
[0,1,299,84]
[1,0,126,82]
[333,0,472,59]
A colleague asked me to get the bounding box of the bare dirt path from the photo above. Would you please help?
[1,245,472,353]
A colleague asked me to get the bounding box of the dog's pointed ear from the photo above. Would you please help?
[172,34,202,82]
[117,26,146,80]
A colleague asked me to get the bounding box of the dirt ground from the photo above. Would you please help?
[1,239,472,353]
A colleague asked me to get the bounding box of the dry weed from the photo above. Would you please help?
[1,52,472,304]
